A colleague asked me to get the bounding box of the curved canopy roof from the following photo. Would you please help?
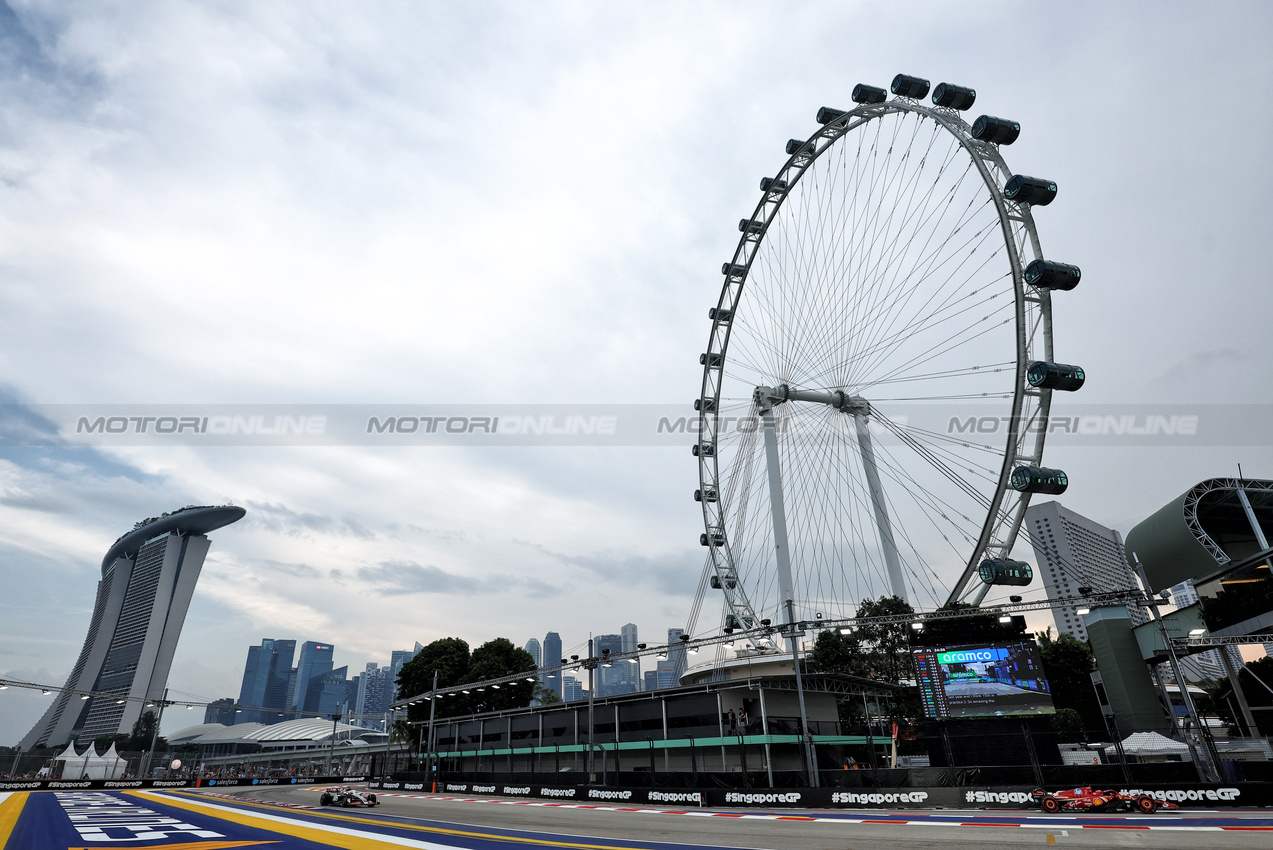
[167,718,379,746]
[102,505,246,573]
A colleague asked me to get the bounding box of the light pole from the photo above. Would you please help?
[140,689,169,778]
[1132,554,1222,782]
[583,639,599,782]
[325,712,340,776]
[426,670,439,779]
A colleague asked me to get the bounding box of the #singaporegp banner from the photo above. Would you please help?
[367,780,1273,808]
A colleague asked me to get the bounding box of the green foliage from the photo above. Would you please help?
[807,629,870,678]
[463,638,537,712]
[533,683,562,705]
[398,637,471,721]
[1050,707,1086,743]
[126,711,166,752]
[805,595,918,720]
[391,717,415,745]
[1036,628,1102,734]
[93,733,130,753]
[850,595,915,684]
[398,636,536,722]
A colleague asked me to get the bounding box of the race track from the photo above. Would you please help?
[3,783,1272,849]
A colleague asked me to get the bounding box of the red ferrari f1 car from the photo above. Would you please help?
[319,785,380,807]
[1031,786,1178,814]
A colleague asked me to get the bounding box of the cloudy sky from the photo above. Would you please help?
[2,1,1272,744]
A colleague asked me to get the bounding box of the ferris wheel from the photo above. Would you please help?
[694,75,1084,641]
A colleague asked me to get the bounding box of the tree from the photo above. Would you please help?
[126,711,165,752]
[532,683,562,706]
[806,629,870,679]
[1036,629,1102,734]
[93,733,129,753]
[397,637,471,723]
[1050,707,1086,743]
[397,636,537,722]
[463,638,536,713]
[853,595,915,684]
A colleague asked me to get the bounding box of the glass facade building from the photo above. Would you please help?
[21,505,245,749]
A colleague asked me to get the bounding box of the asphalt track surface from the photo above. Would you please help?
[2,784,1272,849]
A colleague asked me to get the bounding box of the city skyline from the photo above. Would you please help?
[3,3,1273,746]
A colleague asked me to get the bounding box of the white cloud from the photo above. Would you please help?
[3,1,1273,743]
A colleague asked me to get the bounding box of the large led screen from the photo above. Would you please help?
[912,640,1055,719]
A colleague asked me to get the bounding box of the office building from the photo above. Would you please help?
[562,675,585,702]
[524,638,542,671]
[543,632,563,698]
[1167,580,1246,682]
[317,666,348,716]
[345,675,362,717]
[235,638,296,725]
[388,649,416,700]
[594,634,624,697]
[643,671,658,692]
[620,623,640,694]
[357,663,388,717]
[292,641,335,714]
[659,628,687,689]
[204,698,235,725]
[1024,501,1148,641]
[21,505,246,748]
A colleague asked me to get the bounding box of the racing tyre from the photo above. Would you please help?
[1135,796,1158,814]
[320,793,332,806]
[1041,796,1061,814]
[368,793,378,804]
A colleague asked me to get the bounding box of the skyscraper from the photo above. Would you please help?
[235,638,296,724]
[21,505,245,749]
[1168,580,1244,681]
[357,662,388,717]
[543,632,563,698]
[620,623,640,694]
[562,675,585,702]
[524,638,542,669]
[292,641,336,714]
[594,634,624,697]
[659,628,687,689]
[1024,501,1148,641]
[317,666,348,716]
[204,698,235,725]
[388,649,416,701]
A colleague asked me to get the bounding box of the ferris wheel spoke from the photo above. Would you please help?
[698,89,1067,635]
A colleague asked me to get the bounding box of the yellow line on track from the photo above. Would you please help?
[124,791,428,850]
[146,790,689,850]
[0,793,29,850]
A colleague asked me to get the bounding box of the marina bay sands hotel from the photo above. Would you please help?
[21,505,245,749]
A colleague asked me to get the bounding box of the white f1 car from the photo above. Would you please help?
[319,785,380,807]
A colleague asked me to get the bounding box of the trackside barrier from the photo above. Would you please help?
[367,779,1273,809]
[0,775,365,792]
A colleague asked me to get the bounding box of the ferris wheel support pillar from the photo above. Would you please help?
[758,403,819,787]
[758,405,797,617]
[853,413,908,603]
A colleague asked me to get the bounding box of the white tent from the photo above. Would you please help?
[51,741,127,779]
[98,743,127,779]
[1106,731,1192,762]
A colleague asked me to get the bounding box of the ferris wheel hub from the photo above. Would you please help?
[754,384,871,416]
